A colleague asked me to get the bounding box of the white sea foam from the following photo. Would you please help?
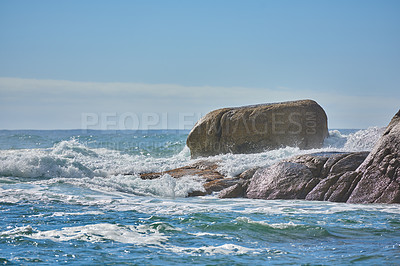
[164,243,262,255]
[0,128,385,199]
[188,232,235,241]
[1,223,170,246]
[49,211,105,217]
[0,225,35,236]
[343,127,385,151]
[1,223,266,256]
[236,217,302,229]
[201,127,385,177]
[324,127,384,151]
[65,174,206,198]
[0,139,191,180]
[1,177,400,217]
[323,130,348,148]
[212,146,302,177]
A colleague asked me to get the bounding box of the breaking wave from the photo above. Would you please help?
[0,127,384,198]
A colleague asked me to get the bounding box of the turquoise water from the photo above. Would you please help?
[1,129,399,265]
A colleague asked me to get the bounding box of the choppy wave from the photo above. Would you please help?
[1,199,398,259]
[0,223,264,256]
[2,197,398,259]
[0,128,398,265]
[203,127,384,177]
[0,139,190,179]
[1,223,170,245]
[0,127,384,199]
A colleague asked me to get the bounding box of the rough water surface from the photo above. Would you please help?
[1,128,399,265]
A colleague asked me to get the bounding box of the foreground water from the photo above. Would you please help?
[1,128,399,265]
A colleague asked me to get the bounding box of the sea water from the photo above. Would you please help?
[1,128,400,265]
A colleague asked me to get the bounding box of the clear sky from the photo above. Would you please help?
[0,0,399,129]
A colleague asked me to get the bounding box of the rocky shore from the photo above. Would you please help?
[138,101,400,204]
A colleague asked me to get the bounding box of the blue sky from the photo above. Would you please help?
[0,0,399,129]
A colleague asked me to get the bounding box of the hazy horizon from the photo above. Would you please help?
[1,0,399,130]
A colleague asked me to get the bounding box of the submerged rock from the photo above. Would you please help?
[139,160,238,196]
[187,99,328,158]
[140,160,223,181]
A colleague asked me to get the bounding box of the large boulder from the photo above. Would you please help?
[347,110,400,203]
[245,152,368,200]
[187,99,328,158]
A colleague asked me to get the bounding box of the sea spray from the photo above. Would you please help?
[0,127,385,198]
[0,128,399,266]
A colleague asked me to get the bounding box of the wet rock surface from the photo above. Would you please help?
[139,160,237,196]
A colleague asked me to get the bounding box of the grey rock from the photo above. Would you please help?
[246,152,369,201]
[329,152,369,175]
[321,153,349,178]
[305,174,341,201]
[285,153,330,178]
[187,99,328,158]
[246,162,316,199]
[237,167,260,180]
[328,172,360,202]
[347,110,400,203]
[138,109,400,204]
[218,183,246,199]
[304,152,369,202]
[246,109,400,204]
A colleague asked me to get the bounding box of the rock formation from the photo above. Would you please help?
[187,100,328,158]
[225,109,400,203]
[346,110,400,203]
[229,151,369,200]
[137,107,400,204]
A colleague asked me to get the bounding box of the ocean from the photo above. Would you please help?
[1,128,400,265]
